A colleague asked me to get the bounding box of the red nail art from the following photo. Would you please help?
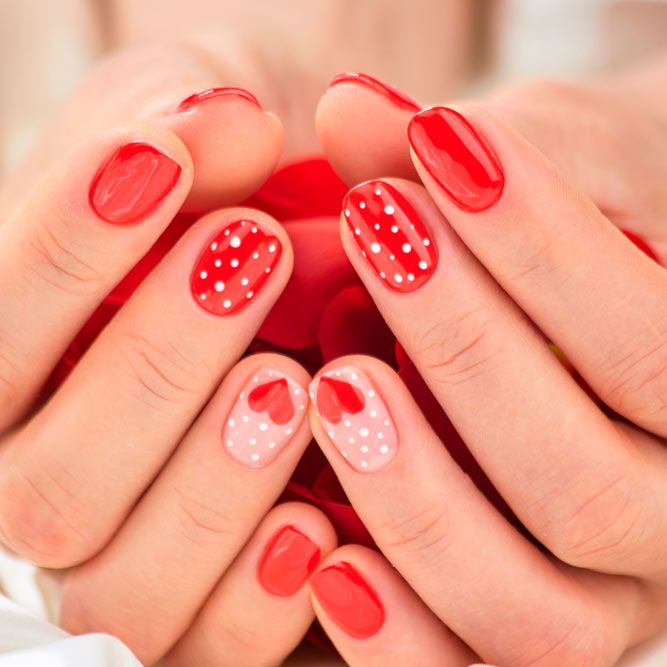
[329,72,420,112]
[177,87,261,112]
[89,143,181,225]
[258,526,321,596]
[191,220,281,316]
[408,107,504,212]
[315,376,364,425]
[343,180,437,291]
[248,378,295,425]
[310,562,385,638]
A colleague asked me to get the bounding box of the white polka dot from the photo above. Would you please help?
[249,437,257,445]
[374,188,382,196]
[242,415,250,423]
[423,238,430,246]
[200,293,207,300]
[241,221,247,226]
[379,271,386,279]
[200,270,208,279]
[344,419,352,427]
[265,267,271,273]
[294,388,301,395]
[389,254,396,261]
[259,422,269,432]
[228,417,236,427]
[230,236,241,248]
[269,244,277,253]
[360,445,369,453]
[251,453,260,462]
[223,299,232,309]
[327,430,335,438]
[252,252,260,259]
[374,223,380,231]
[394,273,403,283]
[408,273,415,281]
[215,259,222,268]
[368,389,376,398]
[241,277,249,286]
[379,444,390,455]
[402,243,412,253]
[359,427,369,437]
[268,441,276,449]
[391,225,399,233]
[419,260,428,270]
[210,242,218,251]
[360,460,369,468]
[251,227,258,233]
[348,436,355,444]
[351,372,358,380]
[377,432,384,439]
[215,281,225,292]
[359,201,366,209]
[224,229,230,236]
[226,439,233,447]
[384,419,390,426]
[344,208,351,218]
[369,410,377,418]
[286,428,293,436]
[246,291,254,299]
[230,258,239,268]
[355,228,361,236]
[384,205,395,215]
[370,243,381,254]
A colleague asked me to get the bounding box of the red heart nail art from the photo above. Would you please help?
[316,376,365,425]
[248,378,295,425]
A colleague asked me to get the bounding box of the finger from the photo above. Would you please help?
[60,356,313,665]
[338,177,667,577]
[164,502,337,667]
[308,356,639,667]
[408,105,667,437]
[309,545,476,667]
[0,44,282,217]
[0,125,192,430]
[316,72,420,186]
[0,209,292,567]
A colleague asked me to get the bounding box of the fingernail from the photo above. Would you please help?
[343,180,437,292]
[310,562,385,638]
[329,72,420,112]
[309,366,397,472]
[258,525,321,596]
[223,367,307,468]
[408,106,504,212]
[89,142,181,225]
[176,86,261,112]
[191,220,282,316]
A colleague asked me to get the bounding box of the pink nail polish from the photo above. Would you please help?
[309,366,397,472]
[223,368,308,468]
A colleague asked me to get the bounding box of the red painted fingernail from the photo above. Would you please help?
[329,72,420,112]
[258,525,321,596]
[223,368,308,468]
[89,143,181,225]
[310,562,385,638]
[408,106,504,212]
[343,180,437,292]
[177,86,261,112]
[191,220,282,316]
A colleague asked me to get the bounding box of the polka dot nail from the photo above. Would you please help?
[223,368,307,469]
[310,366,397,472]
[191,220,282,315]
[342,180,437,292]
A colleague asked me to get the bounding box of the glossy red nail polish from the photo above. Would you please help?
[191,220,281,316]
[310,562,385,638]
[329,72,420,112]
[258,526,321,596]
[343,180,437,292]
[177,87,261,112]
[408,107,504,212]
[89,143,181,225]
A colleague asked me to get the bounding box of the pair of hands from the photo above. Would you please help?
[0,42,666,667]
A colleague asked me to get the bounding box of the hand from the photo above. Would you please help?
[0,45,337,665]
[304,60,667,666]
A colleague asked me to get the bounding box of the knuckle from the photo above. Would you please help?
[212,612,280,667]
[377,500,451,563]
[602,332,667,434]
[0,463,92,567]
[411,305,504,389]
[541,472,645,570]
[118,333,212,409]
[172,484,239,553]
[23,221,103,296]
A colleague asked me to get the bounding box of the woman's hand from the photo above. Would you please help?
[305,61,667,666]
[0,45,338,665]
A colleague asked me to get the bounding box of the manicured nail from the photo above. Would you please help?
[89,142,181,225]
[223,368,307,468]
[408,106,504,212]
[343,180,437,292]
[258,525,321,596]
[177,86,261,112]
[329,72,420,112]
[309,366,397,472]
[310,562,385,638]
[191,220,282,316]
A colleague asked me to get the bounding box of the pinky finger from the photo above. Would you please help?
[309,545,477,667]
[163,502,337,667]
